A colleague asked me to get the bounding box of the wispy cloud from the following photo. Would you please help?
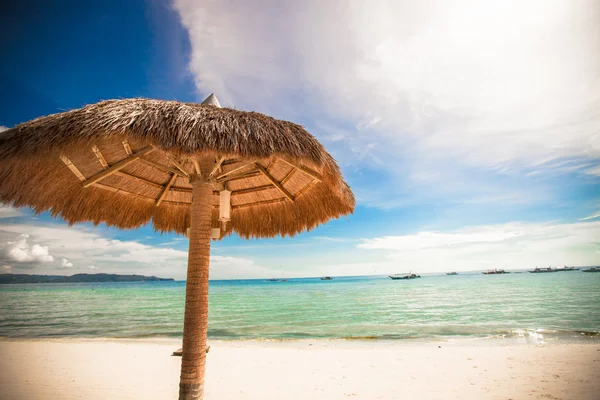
[580,213,600,221]
[585,165,600,177]
[174,0,600,184]
[357,221,600,272]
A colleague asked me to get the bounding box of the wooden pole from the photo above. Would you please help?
[179,176,213,400]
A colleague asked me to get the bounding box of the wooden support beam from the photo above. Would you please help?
[167,156,190,177]
[139,157,188,178]
[266,158,277,172]
[91,145,109,169]
[231,185,274,197]
[163,200,191,207]
[218,170,262,183]
[277,158,322,182]
[122,139,133,155]
[60,155,86,182]
[82,147,154,188]
[215,161,256,181]
[295,179,317,198]
[209,156,226,178]
[156,173,178,206]
[195,186,275,196]
[114,171,163,189]
[255,163,294,202]
[92,183,153,201]
[221,159,241,166]
[280,168,297,186]
[93,182,191,207]
[191,158,201,175]
[233,197,287,210]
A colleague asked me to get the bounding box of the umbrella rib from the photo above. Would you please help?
[167,156,190,177]
[255,163,294,202]
[191,158,201,175]
[280,168,297,185]
[164,185,274,197]
[265,158,277,171]
[92,182,190,206]
[214,161,256,181]
[221,158,241,167]
[232,197,287,210]
[156,173,178,206]
[294,179,317,198]
[217,170,262,183]
[93,183,153,201]
[91,145,109,169]
[139,158,189,178]
[114,171,163,189]
[231,185,275,197]
[81,146,155,188]
[59,155,86,182]
[276,158,322,182]
[208,156,226,178]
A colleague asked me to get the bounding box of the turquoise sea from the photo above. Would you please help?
[1,272,599,341]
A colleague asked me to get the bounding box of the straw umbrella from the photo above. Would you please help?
[0,94,354,399]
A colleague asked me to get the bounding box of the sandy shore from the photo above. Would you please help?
[0,339,598,400]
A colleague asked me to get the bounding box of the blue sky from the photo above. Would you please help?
[1,0,599,279]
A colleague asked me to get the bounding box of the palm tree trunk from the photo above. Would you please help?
[179,177,213,400]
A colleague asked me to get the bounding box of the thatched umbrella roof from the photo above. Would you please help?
[0,97,354,238]
[0,95,355,399]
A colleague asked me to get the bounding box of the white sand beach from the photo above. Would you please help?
[1,339,598,400]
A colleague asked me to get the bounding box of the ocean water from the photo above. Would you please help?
[0,272,599,341]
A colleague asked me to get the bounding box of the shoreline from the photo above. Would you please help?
[1,330,598,346]
[1,338,599,399]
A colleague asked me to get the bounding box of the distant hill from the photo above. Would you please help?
[0,273,175,284]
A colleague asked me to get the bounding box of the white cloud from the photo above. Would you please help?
[0,222,272,279]
[2,234,54,265]
[580,212,600,221]
[174,0,600,188]
[0,126,8,132]
[357,221,600,273]
[585,165,600,177]
[0,205,23,219]
[1,265,11,272]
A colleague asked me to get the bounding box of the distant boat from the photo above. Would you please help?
[529,267,558,273]
[482,269,510,275]
[280,279,288,282]
[267,278,279,282]
[446,272,458,275]
[320,276,333,280]
[389,273,420,280]
[556,266,580,271]
[582,267,600,273]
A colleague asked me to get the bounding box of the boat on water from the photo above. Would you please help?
[267,278,279,282]
[446,272,458,275]
[529,267,558,273]
[482,269,510,275]
[582,267,600,273]
[320,276,333,280]
[389,273,421,280]
[556,266,580,271]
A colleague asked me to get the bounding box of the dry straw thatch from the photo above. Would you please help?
[0,98,354,238]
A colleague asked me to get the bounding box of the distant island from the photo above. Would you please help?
[0,273,174,284]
